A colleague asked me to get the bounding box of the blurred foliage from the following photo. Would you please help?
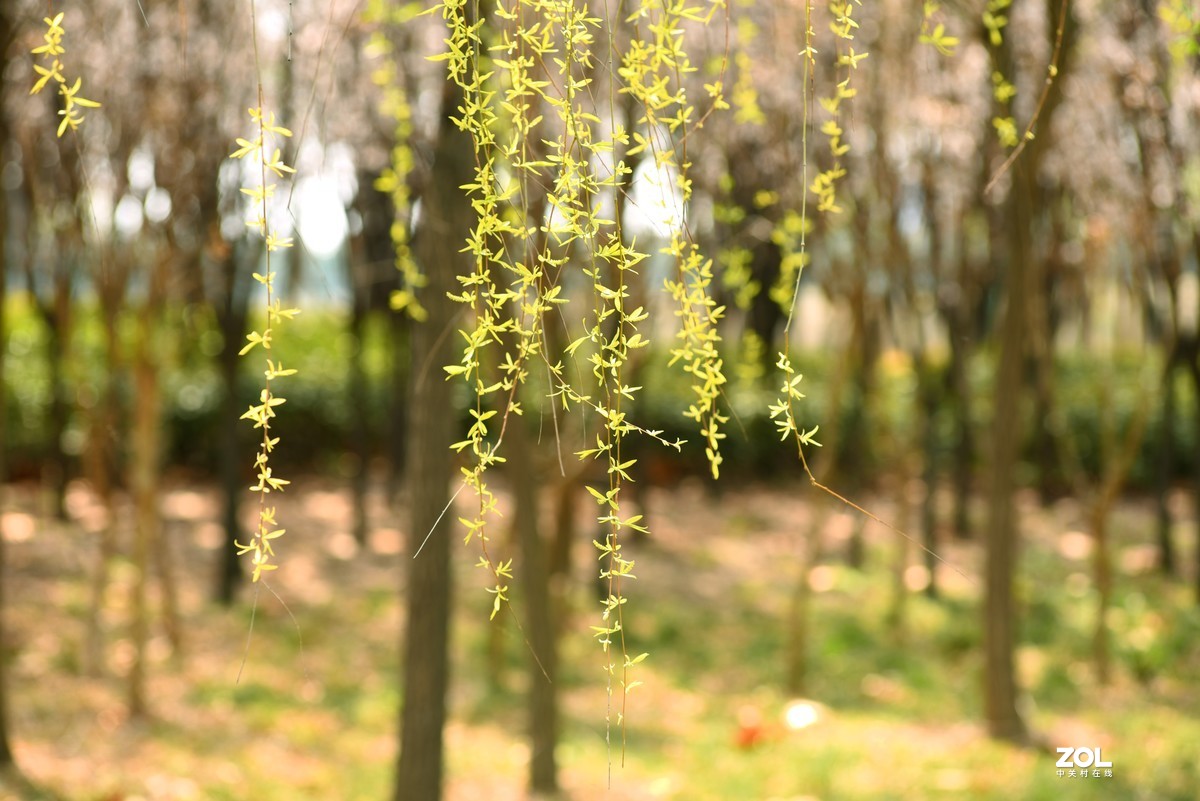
[2,294,1181,493]
[3,294,399,480]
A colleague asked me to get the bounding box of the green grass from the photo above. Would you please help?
[1,472,1197,800]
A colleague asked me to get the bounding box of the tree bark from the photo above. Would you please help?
[1155,350,1177,576]
[43,278,72,521]
[785,509,819,696]
[84,246,130,671]
[215,247,250,606]
[983,160,1033,744]
[507,420,559,795]
[394,77,472,801]
[946,264,975,541]
[348,302,370,545]
[0,493,10,768]
[0,24,13,759]
[128,299,164,718]
[0,122,12,771]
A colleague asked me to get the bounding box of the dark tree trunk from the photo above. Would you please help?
[983,161,1032,744]
[786,509,819,696]
[215,249,250,606]
[1156,350,1177,576]
[83,302,123,673]
[0,504,10,769]
[129,297,164,718]
[919,362,940,599]
[348,303,370,546]
[1191,354,1200,606]
[387,310,409,503]
[394,77,472,801]
[348,166,395,543]
[0,95,12,768]
[44,292,71,521]
[507,421,559,795]
[947,281,974,540]
[982,0,1076,740]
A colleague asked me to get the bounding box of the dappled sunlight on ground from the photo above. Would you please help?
[0,475,1197,799]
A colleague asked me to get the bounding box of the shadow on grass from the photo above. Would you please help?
[0,766,65,801]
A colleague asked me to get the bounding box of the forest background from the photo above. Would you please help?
[0,0,1199,799]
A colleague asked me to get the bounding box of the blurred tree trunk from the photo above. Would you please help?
[0,20,12,759]
[1190,328,1200,606]
[128,258,169,717]
[347,173,395,546]
[83,252,128,672]
[507,420,559,795]
[983,0,1076,741]
[1153,351,1176,576]
[394,77,471,801]
[348,301,371,545]
[841,270,878,569]
[19,132,81,521]
[215,245,251,605]
[387,310,409,503]
[983,159,1033,744]
[23,256,74,521]
[0,498,10,768]
[786,509,820,696]
[945,243,976,541]
[1089,401,1152,685]
[887,479,914,646]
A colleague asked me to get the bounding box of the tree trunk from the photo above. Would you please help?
[983,161,1033,744]
[0,495,10,769]
[919,362,940,599]
[1191,354,1200,606]
[44,293,71,521]
[387,310,409,504]
[394,77,472,801]
[84,305,122,672]
[947,281,974,540]
[786,508,819,696]
[507,421,559,795]
[1091,501,1113,685]
[128,307,163,718]
[153,521,183,659]
[1155,350,1177,576]
[0,54,13,764]
[349,305,370,545]
[0,196,11,774]
[215,249,249,606]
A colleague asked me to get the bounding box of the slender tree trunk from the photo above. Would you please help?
[1191,355,1200,607]
[1091,499,1113,684]
[153,521,182,659]
[215,251,249,606]
[0,494,10,769]
[948,288,974,540]
[1156,351,1177,576]
[44,298,70,520]
[919,362,939,599]
[387,310,408,504]
[508,421,559,795]
[0,158,12,772]
[786,509,820,696]
[0,58,14,763]
[983,163,1032,744]
[349,305,370,545]
[128,310,163,718]
[394,77,472,801]
[84,306,122,672]
[1193,235,1200,605]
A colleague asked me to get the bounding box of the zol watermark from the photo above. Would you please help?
[1055,746,1113,778]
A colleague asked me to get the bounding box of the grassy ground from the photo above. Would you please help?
[1,476,1197,800]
